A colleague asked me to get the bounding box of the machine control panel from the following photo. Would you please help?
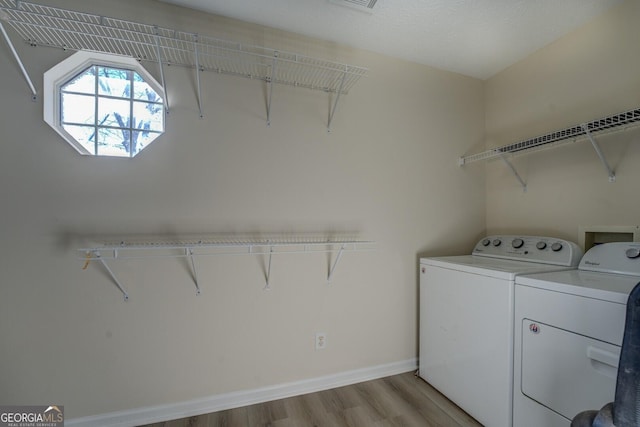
[472,235,583,266]
[580,242,640,275]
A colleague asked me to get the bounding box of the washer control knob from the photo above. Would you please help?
[482,239,491,247]
[492,239,502,247]
[626,248,640,259]
[551,242,563,252]
[536,241,547,250]
[512,238,524,249]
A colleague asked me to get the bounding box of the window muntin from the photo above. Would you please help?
[59,64,164,157]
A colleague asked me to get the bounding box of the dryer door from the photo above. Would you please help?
[520,319,619,421]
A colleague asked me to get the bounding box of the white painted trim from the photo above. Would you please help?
[67,358,417,427]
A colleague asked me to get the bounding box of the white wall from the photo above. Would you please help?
[484,0,640,242]
[0,0,485,419]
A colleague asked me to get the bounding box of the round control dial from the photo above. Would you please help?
[492,239,501,247]
[482,239,491,247]
[551,242,563,252]
[626,248,640,259]
[512,238,524,249]
[536,242,547,250]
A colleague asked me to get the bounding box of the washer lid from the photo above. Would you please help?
[421,255,577,281]
[516,269,640,304]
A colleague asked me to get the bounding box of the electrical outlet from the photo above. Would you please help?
[315,332,327,350]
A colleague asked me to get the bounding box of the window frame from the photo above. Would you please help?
[44,51,165,157]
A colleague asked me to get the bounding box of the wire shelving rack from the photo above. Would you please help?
[459,108,640,191]
[0,0,368,129]
[79,237,376,300]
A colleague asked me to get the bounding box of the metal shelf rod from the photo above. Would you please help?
[582,123,615,182]
[327,244,346,282]
[265,246,273,290]
[95,251,129,301]
[500,155,527,192]
[153,27,169,115]
[0,20,36,100]
[266,52,277,127]
[193,34,203,119]
[187,248,201,296]
[327,70,347,132]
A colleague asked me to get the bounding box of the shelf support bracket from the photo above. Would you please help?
[94,251,129,301]
[327,70,347,133]
[327,244,346,283]
[0,21,37,101]
[581,124,616,182]
[153,27,169,115]
[266,52,278,127]
[193,34,204,119]
[264,246,274,290]
[187,248,201,295]
[500,154,527,192]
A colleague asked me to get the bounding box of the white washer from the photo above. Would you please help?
[513,242,640,427]
[419,236,582,427]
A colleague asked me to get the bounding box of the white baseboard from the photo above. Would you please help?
[67,358,417,427]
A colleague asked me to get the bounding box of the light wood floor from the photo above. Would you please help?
[141,372,482,427]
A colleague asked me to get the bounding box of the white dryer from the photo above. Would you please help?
[513,242,640,427]
[419,236,582,427]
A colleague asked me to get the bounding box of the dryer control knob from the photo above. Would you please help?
[536,241,547,250]
[512,238,524,249]
[492,239,502,247]
[551,242,563,252]
[482,239,491,247]
[626,248,640,259]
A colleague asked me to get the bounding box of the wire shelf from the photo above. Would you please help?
[460,108,640,165]
[0,0,368,95]
[78,236,376,299]
[79,237,376,259]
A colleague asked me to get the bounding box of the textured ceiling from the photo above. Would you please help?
[158,0,623,80]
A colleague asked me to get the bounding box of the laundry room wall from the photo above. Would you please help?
[0,0,485,421]
[484,0,640,244]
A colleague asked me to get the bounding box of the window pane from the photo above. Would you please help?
[132,101,164,131]
[132,131,162,156]
[97,128,130,157]
[62,66,96,94]
[98,97,130,128]
[133,73,163,103]
[61,93,95,125]
[63,124,96,154]
[49,52,166,157]
[97,67,131,99]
